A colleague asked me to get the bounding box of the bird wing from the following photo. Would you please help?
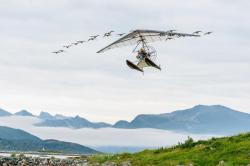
[97,29,200,53]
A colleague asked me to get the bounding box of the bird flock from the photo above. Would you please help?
[164,30,213,41]
[52,30,125,54]
[52,30,212,54]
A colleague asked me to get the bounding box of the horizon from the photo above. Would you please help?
[0,104,247,123]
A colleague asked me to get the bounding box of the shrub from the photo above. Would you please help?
[179,136,194,148]
[10,153,16,157]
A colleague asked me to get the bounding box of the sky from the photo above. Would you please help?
[0,0,250,123]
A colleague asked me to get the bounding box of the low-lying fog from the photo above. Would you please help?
[0,116,220,152]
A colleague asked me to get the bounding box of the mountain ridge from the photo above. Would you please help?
[0,108,12,117]
[14,110,34,116]
[32,104,250,134]
[35,115,112,129]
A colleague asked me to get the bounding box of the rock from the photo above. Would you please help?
[218,160,225,165]
[121,161,132,166]
[0,156,87,166]
[102,161,117,166]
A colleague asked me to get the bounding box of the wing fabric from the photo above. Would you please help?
[97,29,200,53]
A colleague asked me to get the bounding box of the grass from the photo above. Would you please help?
[88,132,250,166]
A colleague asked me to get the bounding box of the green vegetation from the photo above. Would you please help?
[10,153,16,158]
[89,132,250,166]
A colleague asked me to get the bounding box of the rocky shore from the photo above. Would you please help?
[0,155,132,166]
[0,156,87,166]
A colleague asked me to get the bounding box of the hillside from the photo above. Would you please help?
[89,132,250,166]
[0,126,41,141]
[0,126,99,154]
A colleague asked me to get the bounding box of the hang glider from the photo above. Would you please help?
[96,29,208,73]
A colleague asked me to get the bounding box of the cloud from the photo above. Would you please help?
[0,116,218,147]
[0,0,249,123]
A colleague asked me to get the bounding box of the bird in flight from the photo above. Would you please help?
[88,35,99,41]
[63,45,72,48]
[103,30,114,37]
[192,31,202,34]
[90,35,99,38]
[77,40,86,44]
[165,37,173,40]
[117,33,126,36]
[52,50,64,54]
[52,51,60,54]
[204,31,213,35]
[71,42,79,45]
[167,30,177,33]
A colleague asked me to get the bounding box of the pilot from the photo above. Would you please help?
[137,48,147,60]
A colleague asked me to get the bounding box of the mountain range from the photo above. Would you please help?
[113,105,250,134]
[1,105,250,135]
[0,126,99,154]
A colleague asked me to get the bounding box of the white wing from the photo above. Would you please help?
[97,29,200,53]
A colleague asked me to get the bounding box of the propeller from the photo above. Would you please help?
[146,45,157,61]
